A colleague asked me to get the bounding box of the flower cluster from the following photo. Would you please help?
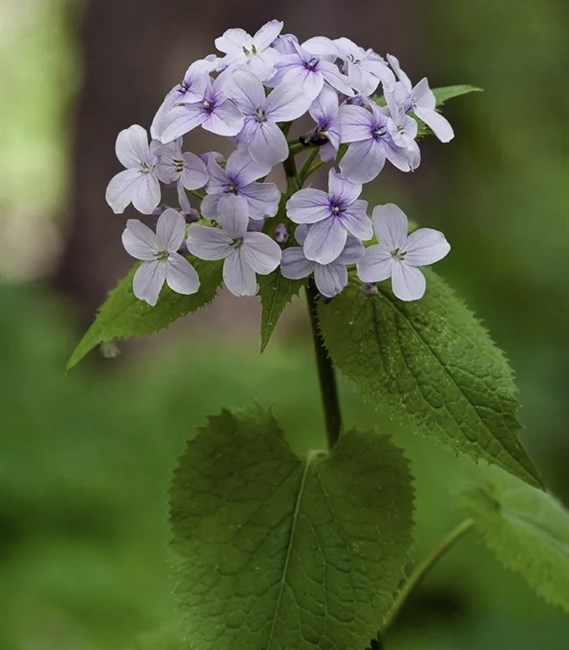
[107,20,452,306]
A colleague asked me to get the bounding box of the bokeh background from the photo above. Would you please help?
[1,0,568,648]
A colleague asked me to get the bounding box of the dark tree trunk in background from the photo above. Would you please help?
[54,0,422,325]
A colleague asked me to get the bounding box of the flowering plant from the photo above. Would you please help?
[68,20,568,650]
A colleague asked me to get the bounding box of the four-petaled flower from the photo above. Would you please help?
[224,68,311,167]
[357,204,450,301]
[271,42,354,101]
[286,169,372,265]
[201,148,280,221]
[187,198,282,296]
[122,208,200,306]
[386,54,454,143]
[106,125,161,215]
[154,138,209,213]
[281,225,364,297]
[157,77,244,143]
[339,102,419,183]
[215,20,283,82]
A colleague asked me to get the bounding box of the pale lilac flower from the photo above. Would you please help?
[308,86,342,162]
[106,125,161,215]
[153,138,208,213]
[339,102,419,183]
[122,208,200,306]
[201,148,280,221]
[187,197,281,296]
[150,58,216,139]
[357,204,450,301]
[281,225,364,297]
[303,36,394,96]
[215,20,283,81]
[386,54,454,143]
[156,77,243,143]
[224,69,311,167]
[286,169,371,265]
[270,42,354,101]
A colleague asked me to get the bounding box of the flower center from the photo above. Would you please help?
[305,57,319,71]
[202,99,213,111]
[155,250,169,261]
[242,44,258,57]
[390,248,406,262]
[173,158,185,173]
[227,182,239,194]
[331,203,342,215]
[373,126,387,139]
[232,237,244,250]
[140,162,152,175]
[255,107,267,123]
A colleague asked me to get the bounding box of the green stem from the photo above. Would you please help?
[305,279,343,449]
[298,148,319,185]
[189,189,204,201]
[381,518,475,634]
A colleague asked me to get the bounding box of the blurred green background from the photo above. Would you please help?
[1,1,568,649]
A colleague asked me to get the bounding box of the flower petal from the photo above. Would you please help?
[131,173,161,215]
[414,106,454,143]
[339,139,386,184]
[239,181,280,219]
[338,104,373,143]
[248,120,289,167]
[122,219,158,260]
[157,104,206,143]
[200,193,220,220]
[166,252,200,295]
[217,194,250,238]
[203,100,244,137]
[281,247,315,279]
[328,168,362,206]
[319,60,354,96]
[356,245,394,282]
[314,262,348,298]
[404,228,451,266]
[241,232,282,274]
[372,203,408,250]
[303,217,347,265]
[253,19,284,50]
[133,260,166,306]
[340,201,373,240]
[412,77,436,111]
[391,263,426,301]
[309,84,339,123]
[226,148,269,185]
[265,81,311,122]
[336,236,365,265]
[223,250,257,296]
[286,188,331,224]
[105,169,143,214]
[224,68,266,114]
[181,152,208,190]
[115,124,150,168]
[186,225,233,260]
[215,28,251,54]
[156,208,186,252]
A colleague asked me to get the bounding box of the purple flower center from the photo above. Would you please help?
[226,181,239,194]
[255,107,267,123]
[305,57,319,71]
[202,99,214,113]
[330,202,343,216]
[372,125,388,140]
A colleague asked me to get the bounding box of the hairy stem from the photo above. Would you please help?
[381,518,475,634]
[306,280,343,449]
[298,149,320,185]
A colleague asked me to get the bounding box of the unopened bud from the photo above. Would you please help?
[274,223,289,245]
[360,282,378,297]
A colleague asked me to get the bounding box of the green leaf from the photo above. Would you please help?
[258,271,303,352]
[67,259,223,371]
[432,84,483,106]
[317,274,541,488]
[464,466,569,612]
[170,407,414,650]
